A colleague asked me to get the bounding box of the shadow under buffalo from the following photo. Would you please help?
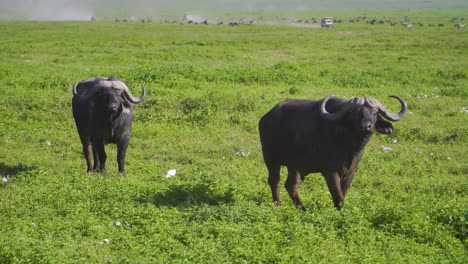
[0,162,36,177]
[136,181,235,208]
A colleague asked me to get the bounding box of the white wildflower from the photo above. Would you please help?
[103,239,110,245]
[125,221,131,226]
[46,140,52,146]
[2,177,7,183]
[382,145,392,151]
[166,169,176,178]
[236,149,249,157]
[115,221,122,227]
[393,139,398,144]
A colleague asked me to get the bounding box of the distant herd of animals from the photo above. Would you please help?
[110,15,466,29]
[71,77,407,210]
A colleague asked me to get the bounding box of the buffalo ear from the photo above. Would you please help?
[375,118,394,135]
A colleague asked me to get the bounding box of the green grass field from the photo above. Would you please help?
[0,9,467,263]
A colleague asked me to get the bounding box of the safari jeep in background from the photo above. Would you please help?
[321,17,334,28]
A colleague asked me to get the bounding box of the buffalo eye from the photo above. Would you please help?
[123,101,131,109]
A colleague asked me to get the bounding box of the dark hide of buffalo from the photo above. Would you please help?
[258,95,407,210]
[72,77,146,174]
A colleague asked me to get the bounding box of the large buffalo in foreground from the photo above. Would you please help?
[259,95,407,210]
[72,77,146,174]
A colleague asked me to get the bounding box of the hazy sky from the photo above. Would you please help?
[0,0,467,20]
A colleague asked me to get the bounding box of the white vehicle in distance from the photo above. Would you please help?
[321,18,334,28]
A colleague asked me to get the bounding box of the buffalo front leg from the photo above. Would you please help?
[323,171,345,210]
[93,141,106,172]
[117,138,129,174]
[285,167,305,211]
[82,143,93,173]
[266,163,281,205]
[91,144,100,172]
[340,172,356,197]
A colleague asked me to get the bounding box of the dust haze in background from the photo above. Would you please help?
[0,0,467,21]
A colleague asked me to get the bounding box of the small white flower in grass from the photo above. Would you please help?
[125,221,131,226]
[382,145,392,151]
[393,139,398,144]
[236,149,249,157]
[2,177,7,183]
[103,239,110,245]
[46,140,51,146]
[166,169,176,178]
[115,221,122,227]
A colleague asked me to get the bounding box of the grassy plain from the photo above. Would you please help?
[0,9,467,263]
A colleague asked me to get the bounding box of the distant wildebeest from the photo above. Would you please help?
[72,77,146,174]
[455,23,465,29]
[259,95,407,210]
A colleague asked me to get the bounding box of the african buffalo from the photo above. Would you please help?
[72,77,146,174]
[259,95,407,210]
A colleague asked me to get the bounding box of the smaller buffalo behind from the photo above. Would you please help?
[259,95,407,210]
[72,77,146,174]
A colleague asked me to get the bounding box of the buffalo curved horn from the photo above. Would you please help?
[320,96,356,121]
[365,96,407,121]
[121,84,146,104]
[73,82,103,101]
[72,82,79,95]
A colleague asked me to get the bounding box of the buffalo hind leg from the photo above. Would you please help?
[266,163,281,206]
[285,167,305,211]
[323,171,345,210]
